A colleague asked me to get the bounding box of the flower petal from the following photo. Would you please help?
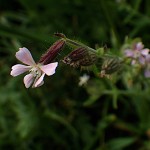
[146,55,150,63]
[11,64,31,76]
[39,62,58,76]
[79,74,90,86]
[141,48,149,56]
[34,73,45,87]
[144,69,150,78]
[139,56,145,65]
[135,42,144,51]
[36,81,44,87]
[16,47,36,65]
[23,74,34,88]
[124,50,134,57]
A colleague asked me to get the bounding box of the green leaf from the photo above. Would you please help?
[107,137,137,150]
[45,110,78,138]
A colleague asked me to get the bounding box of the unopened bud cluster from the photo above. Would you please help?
[35,33,126,79]
[54,33,123,77]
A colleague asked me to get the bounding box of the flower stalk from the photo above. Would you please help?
[54,33,96,53]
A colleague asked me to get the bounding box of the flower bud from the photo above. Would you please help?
[62,47,97,68]
[64,47,88,62]
[54,33,66,38]
[39,39,65,65]
[79,53,97,66]
[100,56,122,76]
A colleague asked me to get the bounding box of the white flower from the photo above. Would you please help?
[78,74,90,86]
[10,47,58,88]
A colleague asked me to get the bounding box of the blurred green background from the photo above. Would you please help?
[0,0,150,149]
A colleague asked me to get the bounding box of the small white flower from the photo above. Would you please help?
[78,74,90,86]
[10,47,58,88]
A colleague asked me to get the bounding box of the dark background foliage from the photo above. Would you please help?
[0,0,150,149]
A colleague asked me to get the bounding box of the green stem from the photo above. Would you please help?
[65,38,97,54]
[100,0,120,46]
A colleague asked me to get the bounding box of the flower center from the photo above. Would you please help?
[29,65,42,77]
[134,51,140,58]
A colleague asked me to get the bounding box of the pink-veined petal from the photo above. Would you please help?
[124,50,134,57]
[36,81,44,87]
[34,73,45,88]
[135,42,144,51]
[16,47,36,65]
[10,64,31,76]
[144,69,150,78]
[141,48,149,56]
[146,55,150,63]
[39,62,58,76]
[23,74,34,88]
[139,56,146,65]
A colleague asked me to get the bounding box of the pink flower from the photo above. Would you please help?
[124,42,149,65]
[10,47,58,88]
[144,54,150,78]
